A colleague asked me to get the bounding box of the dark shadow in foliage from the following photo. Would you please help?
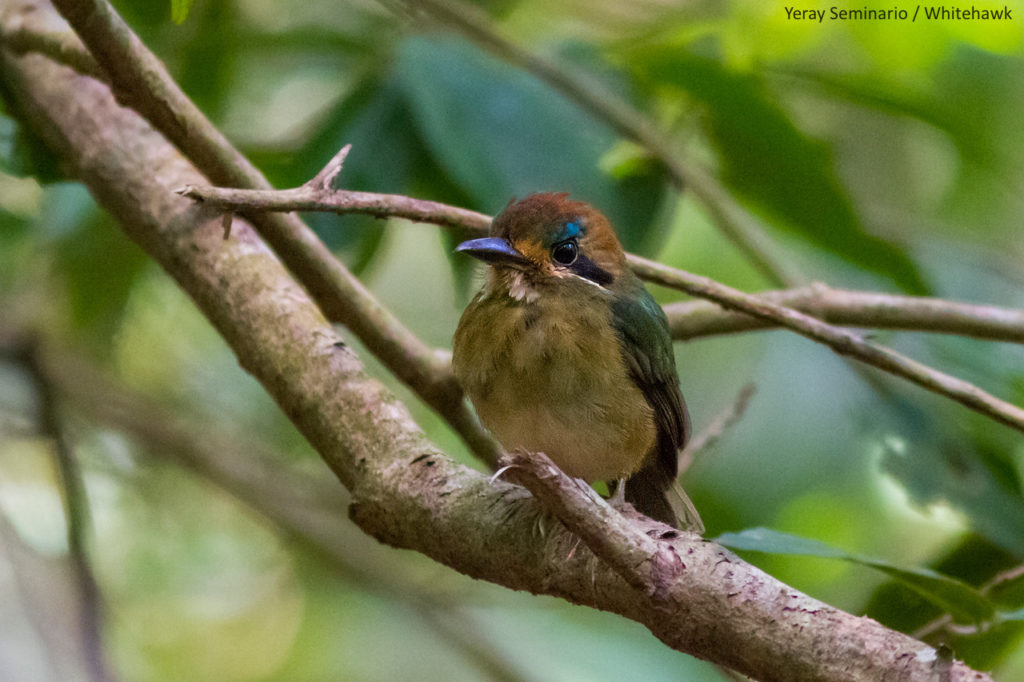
[394,36,674,258]
[632,48,929,294]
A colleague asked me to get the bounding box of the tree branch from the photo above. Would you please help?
[678,383,756,476]
[630,255,1024,432]
[0,2,989,678]
[665,284,1024,343]
[177,169,491,233]
[0,21,104,79]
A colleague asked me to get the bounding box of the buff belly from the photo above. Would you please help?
[453,291,655,482]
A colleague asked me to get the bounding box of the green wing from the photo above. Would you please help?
[611,283,701,529]
[610,281,690,469]
[610,280,692,493]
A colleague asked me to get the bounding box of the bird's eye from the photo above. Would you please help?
[551,240,578,265]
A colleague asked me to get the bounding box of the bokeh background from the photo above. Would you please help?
[1,0,1023,679]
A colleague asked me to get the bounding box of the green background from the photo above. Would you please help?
[1,0,1023,679]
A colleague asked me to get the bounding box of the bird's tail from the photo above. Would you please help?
[624,467,705,533]
[665,480,705,534]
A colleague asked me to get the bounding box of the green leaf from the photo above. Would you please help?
[277,73,473,276]
[863,535,1023,669]
[717,527,997,624]
[394,36,672,256]
[633,50,927,294]
[170,0,195,24]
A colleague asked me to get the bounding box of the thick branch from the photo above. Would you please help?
[0,3,988,679]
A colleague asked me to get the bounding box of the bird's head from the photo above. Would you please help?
[456,193,627,299]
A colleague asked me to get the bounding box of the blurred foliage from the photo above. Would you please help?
[718,527,1005,625]
[1,0,1023,679]
[631,47,929,293]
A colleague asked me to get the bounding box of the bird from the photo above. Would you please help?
[452,192,703,531]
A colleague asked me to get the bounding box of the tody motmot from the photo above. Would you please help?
[452,193,703,531]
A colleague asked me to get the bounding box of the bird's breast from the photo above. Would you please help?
[453,291,655,481]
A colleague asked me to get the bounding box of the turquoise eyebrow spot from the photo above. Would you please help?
[559,221,582,242]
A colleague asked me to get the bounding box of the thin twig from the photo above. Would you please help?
[177,181,491,232]
[304,144,351,190]
[15,339,113,682]
[45,0,499,466]
[914,563,1024,640]
[678,383,756,476]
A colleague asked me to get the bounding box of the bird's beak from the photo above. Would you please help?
[455,237,530,267]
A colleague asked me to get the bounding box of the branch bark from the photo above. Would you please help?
[665,285,1024,343]
[13,338,112,682]
[0,2,990,679]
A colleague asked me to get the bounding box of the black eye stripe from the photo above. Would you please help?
[571,254,614,286]
[549,237,613,286]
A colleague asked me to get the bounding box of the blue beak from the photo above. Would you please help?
[455,237,529,267]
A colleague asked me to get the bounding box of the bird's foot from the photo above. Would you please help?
[607,477,628,508]
[488,464,516,484]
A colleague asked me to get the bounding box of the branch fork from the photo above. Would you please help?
[498,447,697,597]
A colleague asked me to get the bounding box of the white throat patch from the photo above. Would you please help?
[507,271,539,303]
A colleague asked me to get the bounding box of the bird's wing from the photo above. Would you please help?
[610,283,702,529]
[610,284,690,476]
